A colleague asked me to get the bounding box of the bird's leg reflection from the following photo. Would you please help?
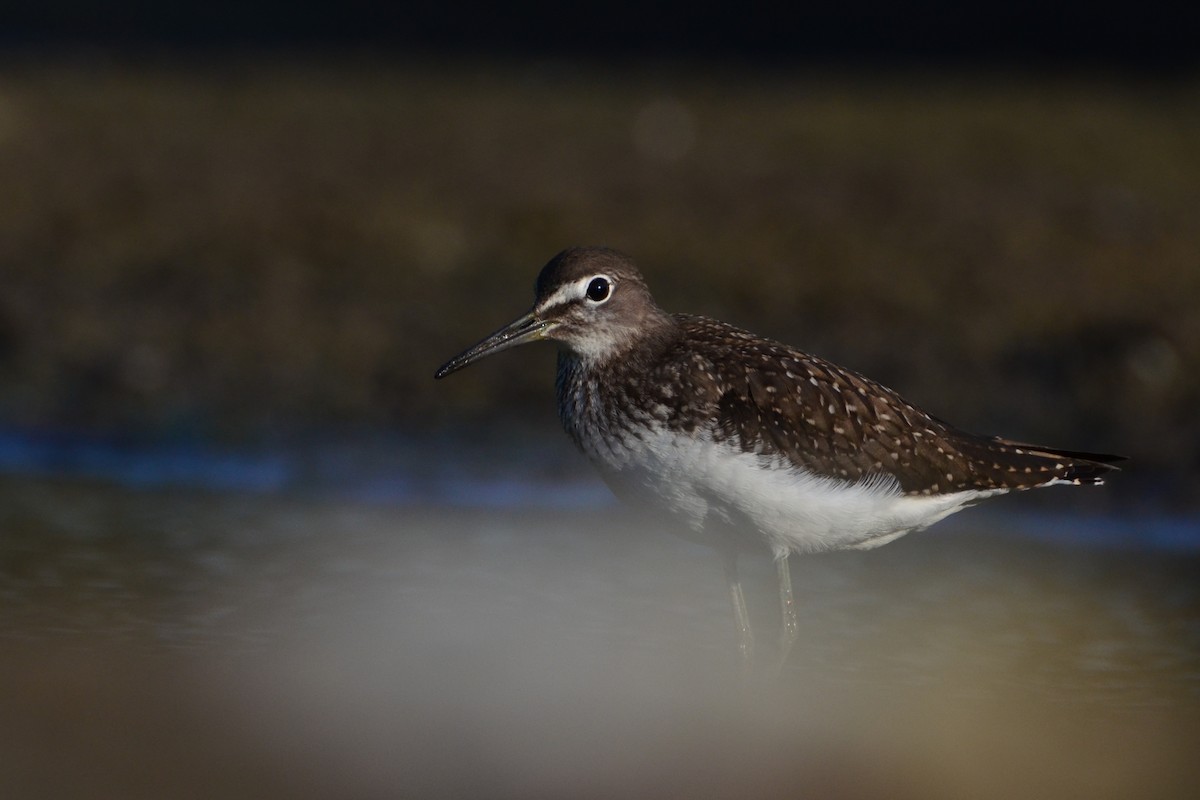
[723,553,755,672]
[776,554,799,672]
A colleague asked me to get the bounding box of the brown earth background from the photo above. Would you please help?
[1,60,1196,497]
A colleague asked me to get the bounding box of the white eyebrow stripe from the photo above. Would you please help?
[534,277,590,314]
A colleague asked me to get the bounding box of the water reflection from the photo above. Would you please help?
[1,474,1198,798]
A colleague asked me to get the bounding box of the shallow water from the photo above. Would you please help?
[1,472,1198,799]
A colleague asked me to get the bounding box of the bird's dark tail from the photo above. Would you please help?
[984,437,1125,487]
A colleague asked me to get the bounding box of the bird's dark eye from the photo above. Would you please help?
[585,276,611,303]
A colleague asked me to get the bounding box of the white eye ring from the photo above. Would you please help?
[584,275,612,304]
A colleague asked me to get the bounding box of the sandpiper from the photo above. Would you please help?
[435,246,1122,667]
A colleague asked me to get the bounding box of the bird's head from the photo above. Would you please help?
[434,246,670,378]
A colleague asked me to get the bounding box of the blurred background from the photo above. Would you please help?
[1,4,1199,799]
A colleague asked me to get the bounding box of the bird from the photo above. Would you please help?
[434,246,1123,669]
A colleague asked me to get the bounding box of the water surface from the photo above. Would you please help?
[1,470,1197,799]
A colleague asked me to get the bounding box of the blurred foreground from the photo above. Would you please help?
[1,473,1197,799]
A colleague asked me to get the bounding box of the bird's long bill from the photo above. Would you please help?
[434,310,554,379]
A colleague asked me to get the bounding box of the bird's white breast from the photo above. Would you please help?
[587,423,1004,559]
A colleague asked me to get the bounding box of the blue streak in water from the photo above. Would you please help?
[0,429,1194,552]
[0,430,291,493]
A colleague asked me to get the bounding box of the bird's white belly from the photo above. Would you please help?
[595,426,1003,558]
